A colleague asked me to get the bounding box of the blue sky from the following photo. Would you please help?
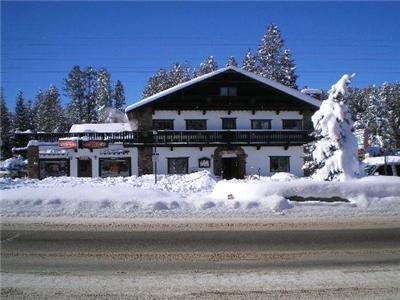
[2,1,400,109]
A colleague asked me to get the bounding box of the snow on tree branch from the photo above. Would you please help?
[310,74,362,181]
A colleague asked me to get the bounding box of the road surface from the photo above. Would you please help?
[1,219,400,299]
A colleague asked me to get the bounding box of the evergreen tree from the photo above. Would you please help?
[25,99,35,131]
[113,80,126,111]
[279,49,298,89]
[169,63,190,86]
[142,68,171,98]
[35,85,66,132]
[256,24,283,81]
[64,65,86,124]
[242,49,257,73]
[225,56,238,67]
[14,91,30,132]
[193,55,218,77]
[310,74,361,181]
[380,82,400,150]
[0,89,13,158]
[95,68,113,123]
[84,66,98,123]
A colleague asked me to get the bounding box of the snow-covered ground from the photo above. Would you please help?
[1,171,399,218]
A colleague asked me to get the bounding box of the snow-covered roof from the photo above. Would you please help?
[301,88,323,95]
[363,156,400,166]
[125,66,321,113]
[69,123,132,133]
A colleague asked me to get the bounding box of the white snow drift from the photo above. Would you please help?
[1,171,399,218]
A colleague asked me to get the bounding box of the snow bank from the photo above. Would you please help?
[0,156,27,171]
[1,171,399,218]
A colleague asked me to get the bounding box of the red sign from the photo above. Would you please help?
[83,140,107,149]
[59,140,77,149]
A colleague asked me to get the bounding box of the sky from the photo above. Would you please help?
[2,1,400,109]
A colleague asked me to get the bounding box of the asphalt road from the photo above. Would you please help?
[2,226,400,299]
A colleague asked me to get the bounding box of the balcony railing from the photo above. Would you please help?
[15,130,311,147]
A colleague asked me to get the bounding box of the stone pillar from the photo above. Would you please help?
[27,145,39,179]
[138,146,153,175]
[303,110,314,132]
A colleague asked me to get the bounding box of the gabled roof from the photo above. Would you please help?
[125,66,321,113]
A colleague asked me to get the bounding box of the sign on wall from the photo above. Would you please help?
[59,140,77,149]
[83,140,108,149]
[198,157,211,168]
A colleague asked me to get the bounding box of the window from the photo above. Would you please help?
[153,119,174,130]
[186,119,207,130]
[222,118,236,129]
[99,158,131,177]
[270,156,290,173]
[39,159,70,179]
[251,119,271,129]
[282,119,303,130]
[168,158,189,174]
[220,87,237,96]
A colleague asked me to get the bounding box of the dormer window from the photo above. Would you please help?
[220,87,237,96]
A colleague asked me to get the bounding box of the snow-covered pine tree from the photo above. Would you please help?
[64,65,86,124]
[84,67,98,123]
[256,24,283,81]
[113,80,126,111]
[225,56,238,67]
[25,99,35,131]
[14,91,30,132]
[35,85,66,133]
[279,49,298,89]
[169,63,190,86]
[193,56,218,77]
[95,68,113,123]
[311,74,361,181]
[242,49,257,73]
[0,89,13,158]
[380,82,400,150]
[142,68,171,98]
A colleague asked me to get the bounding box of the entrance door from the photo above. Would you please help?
[222,157,238,180]
[78,158,92,177]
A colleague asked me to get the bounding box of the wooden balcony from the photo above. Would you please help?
[15,130,311,147]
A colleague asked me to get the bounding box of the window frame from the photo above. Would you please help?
[168,157,189,174]
[39,158,70,179]
[152,119,174,130]
[220,87,237,97]
[251,119,272,130]
[99,157,131,178]
[269,156,290,173]
[282,119,303,130]
[221,118,237,130]
[185,119,207,130]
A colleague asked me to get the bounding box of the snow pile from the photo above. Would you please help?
[311,74,361,181]
[1,171,400,218]
[0,156,27,171]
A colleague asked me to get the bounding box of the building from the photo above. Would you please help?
[21,66,320,179]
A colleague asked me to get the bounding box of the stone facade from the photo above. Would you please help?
[213,145,246,179]
[27,145,39,179]
[127,107,153,130]
[138,146,153,175]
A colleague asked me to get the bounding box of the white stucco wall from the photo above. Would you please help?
[38,143,138,177]
[153,110,303,130]
[244,146,304,177]
[154,147,217,174]
[153,145,304,177]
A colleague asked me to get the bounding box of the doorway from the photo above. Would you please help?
[222,157,239,180]
[78,158,92,177]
